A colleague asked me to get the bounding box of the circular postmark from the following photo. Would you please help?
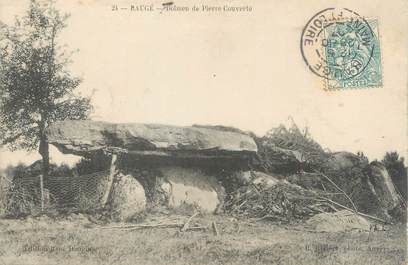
[301,8,376,81]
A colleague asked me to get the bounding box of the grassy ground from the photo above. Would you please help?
[0,213,406,265]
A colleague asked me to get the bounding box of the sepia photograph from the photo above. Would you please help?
[0,1,407,264]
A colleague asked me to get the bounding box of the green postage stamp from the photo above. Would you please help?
[301,8,383,90]
[323,18,382,89]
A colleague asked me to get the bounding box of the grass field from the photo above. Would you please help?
[0,213,406,265]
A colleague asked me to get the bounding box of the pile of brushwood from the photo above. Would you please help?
[228,120,336,223]
[226,120,398,224]
[251,118,331,174]
[224,181,342,223]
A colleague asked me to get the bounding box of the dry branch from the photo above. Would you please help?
[181,212,199,232]
[98,222,207,231]
[225,181,335,222]
[316,196,389,224]
[316,171,358,213]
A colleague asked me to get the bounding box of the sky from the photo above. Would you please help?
[0,0,407,168]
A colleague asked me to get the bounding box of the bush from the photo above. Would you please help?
[74,152,111,176]
[382,152,407,200]
[3,163,42,217]
[3,162,79,217]
[5,179,42,217]
[0,173,12,217]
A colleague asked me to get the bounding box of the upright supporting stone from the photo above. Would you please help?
[102,153,118,208]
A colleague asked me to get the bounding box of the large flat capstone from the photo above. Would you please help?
[46,120,257,156]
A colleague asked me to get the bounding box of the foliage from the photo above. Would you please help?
[382,152,407,199]
[2,161,78,216]
[5,161,75,180]
[74,153,112,175]
[0,0,92,177]
[2,163,40,217]
[1,159,117,216]
[0,170,13,216]
[357,151,369,163]
[5,179,41,217]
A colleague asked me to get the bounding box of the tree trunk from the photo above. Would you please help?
[39,135,49,179]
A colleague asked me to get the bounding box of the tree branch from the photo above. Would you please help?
[315,170,359,213]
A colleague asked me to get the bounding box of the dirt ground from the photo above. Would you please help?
[0,213,406,265]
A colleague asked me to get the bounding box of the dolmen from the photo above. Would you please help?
[46,120,257,220]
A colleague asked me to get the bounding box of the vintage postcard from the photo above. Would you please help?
[0,0,407,265]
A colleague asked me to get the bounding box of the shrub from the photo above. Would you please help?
[74,153,111,176]
[382,152,407,200]
[5,180,42,217]
[3,162,79,216]
[0,173,12,217]
[3,163,42,217]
